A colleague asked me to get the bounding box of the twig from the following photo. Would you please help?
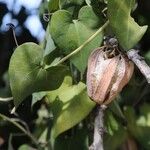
[0,113,40,148]
[0,97,13,102]
[6,23,19,47]
[45,21,109,69]
[89,105,107,150]
[127,49,150,84]
[11,107,16,114]
[43,13,53,22]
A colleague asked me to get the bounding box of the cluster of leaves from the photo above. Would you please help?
[0,0,150,150]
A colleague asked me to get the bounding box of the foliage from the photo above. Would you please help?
[0,0,150,150]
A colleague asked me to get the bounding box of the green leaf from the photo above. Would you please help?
[46,76,95,139]
[32,91,47,106]
[44,26,56,57]
[9,42,68,108]
[104,127,127,150]
[60,0,84,9]
[104,110,127,150]
[85,0,91,6]
[124,106,150,150]
[50,6,103,73]
[145,51,150,64]
[48,0,60,12]
[105,110,119,136]
[109,101,126,121]
[38,128,48,144]
[108,0,148,50]
[18,145,34,150]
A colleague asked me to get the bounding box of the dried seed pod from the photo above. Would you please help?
[87,47,134,105]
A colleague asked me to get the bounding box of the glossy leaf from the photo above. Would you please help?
[9,42,68,108]
[108,0,148,50]
[50,6,103,73]
[46,76,95,139]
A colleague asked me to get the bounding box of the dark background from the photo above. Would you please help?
[0,1,47,149]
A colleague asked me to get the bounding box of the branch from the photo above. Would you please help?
[0,113,40,148]
[0,97,13,102]
[89,105,107,150]
[6,23,18,47]
[127,49,150,84]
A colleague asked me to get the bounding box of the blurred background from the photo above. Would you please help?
[0,0,45,89]
[0,0,150,150]
[0,0,47,149]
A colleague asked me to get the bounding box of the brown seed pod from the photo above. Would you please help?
[87,46,134,105]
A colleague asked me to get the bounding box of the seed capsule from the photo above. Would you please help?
[87,47,134,105]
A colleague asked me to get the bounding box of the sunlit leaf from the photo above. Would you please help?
[46,76,95,139]
[18,145,35,150]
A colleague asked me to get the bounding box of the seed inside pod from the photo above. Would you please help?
[86,46,134,105]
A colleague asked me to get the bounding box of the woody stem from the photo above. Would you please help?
[127,49,150,84]
[89,105,107,150]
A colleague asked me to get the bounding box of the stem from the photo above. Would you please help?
[46,21,109,69]
[0,113,40,147]
[0,97,13,102]
[6,23,18,47]
[89,105,107,150]
[127,49,150,84]
[12,29,19,47]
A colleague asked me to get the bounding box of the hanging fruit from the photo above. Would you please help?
[87,38,134,105]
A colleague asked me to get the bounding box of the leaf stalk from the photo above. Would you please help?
[46,21,109,69]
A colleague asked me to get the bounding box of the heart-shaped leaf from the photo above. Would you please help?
[108,0,148,50]
[46,76,95,139]
[50,6,103,73]
[9,42,68,108]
